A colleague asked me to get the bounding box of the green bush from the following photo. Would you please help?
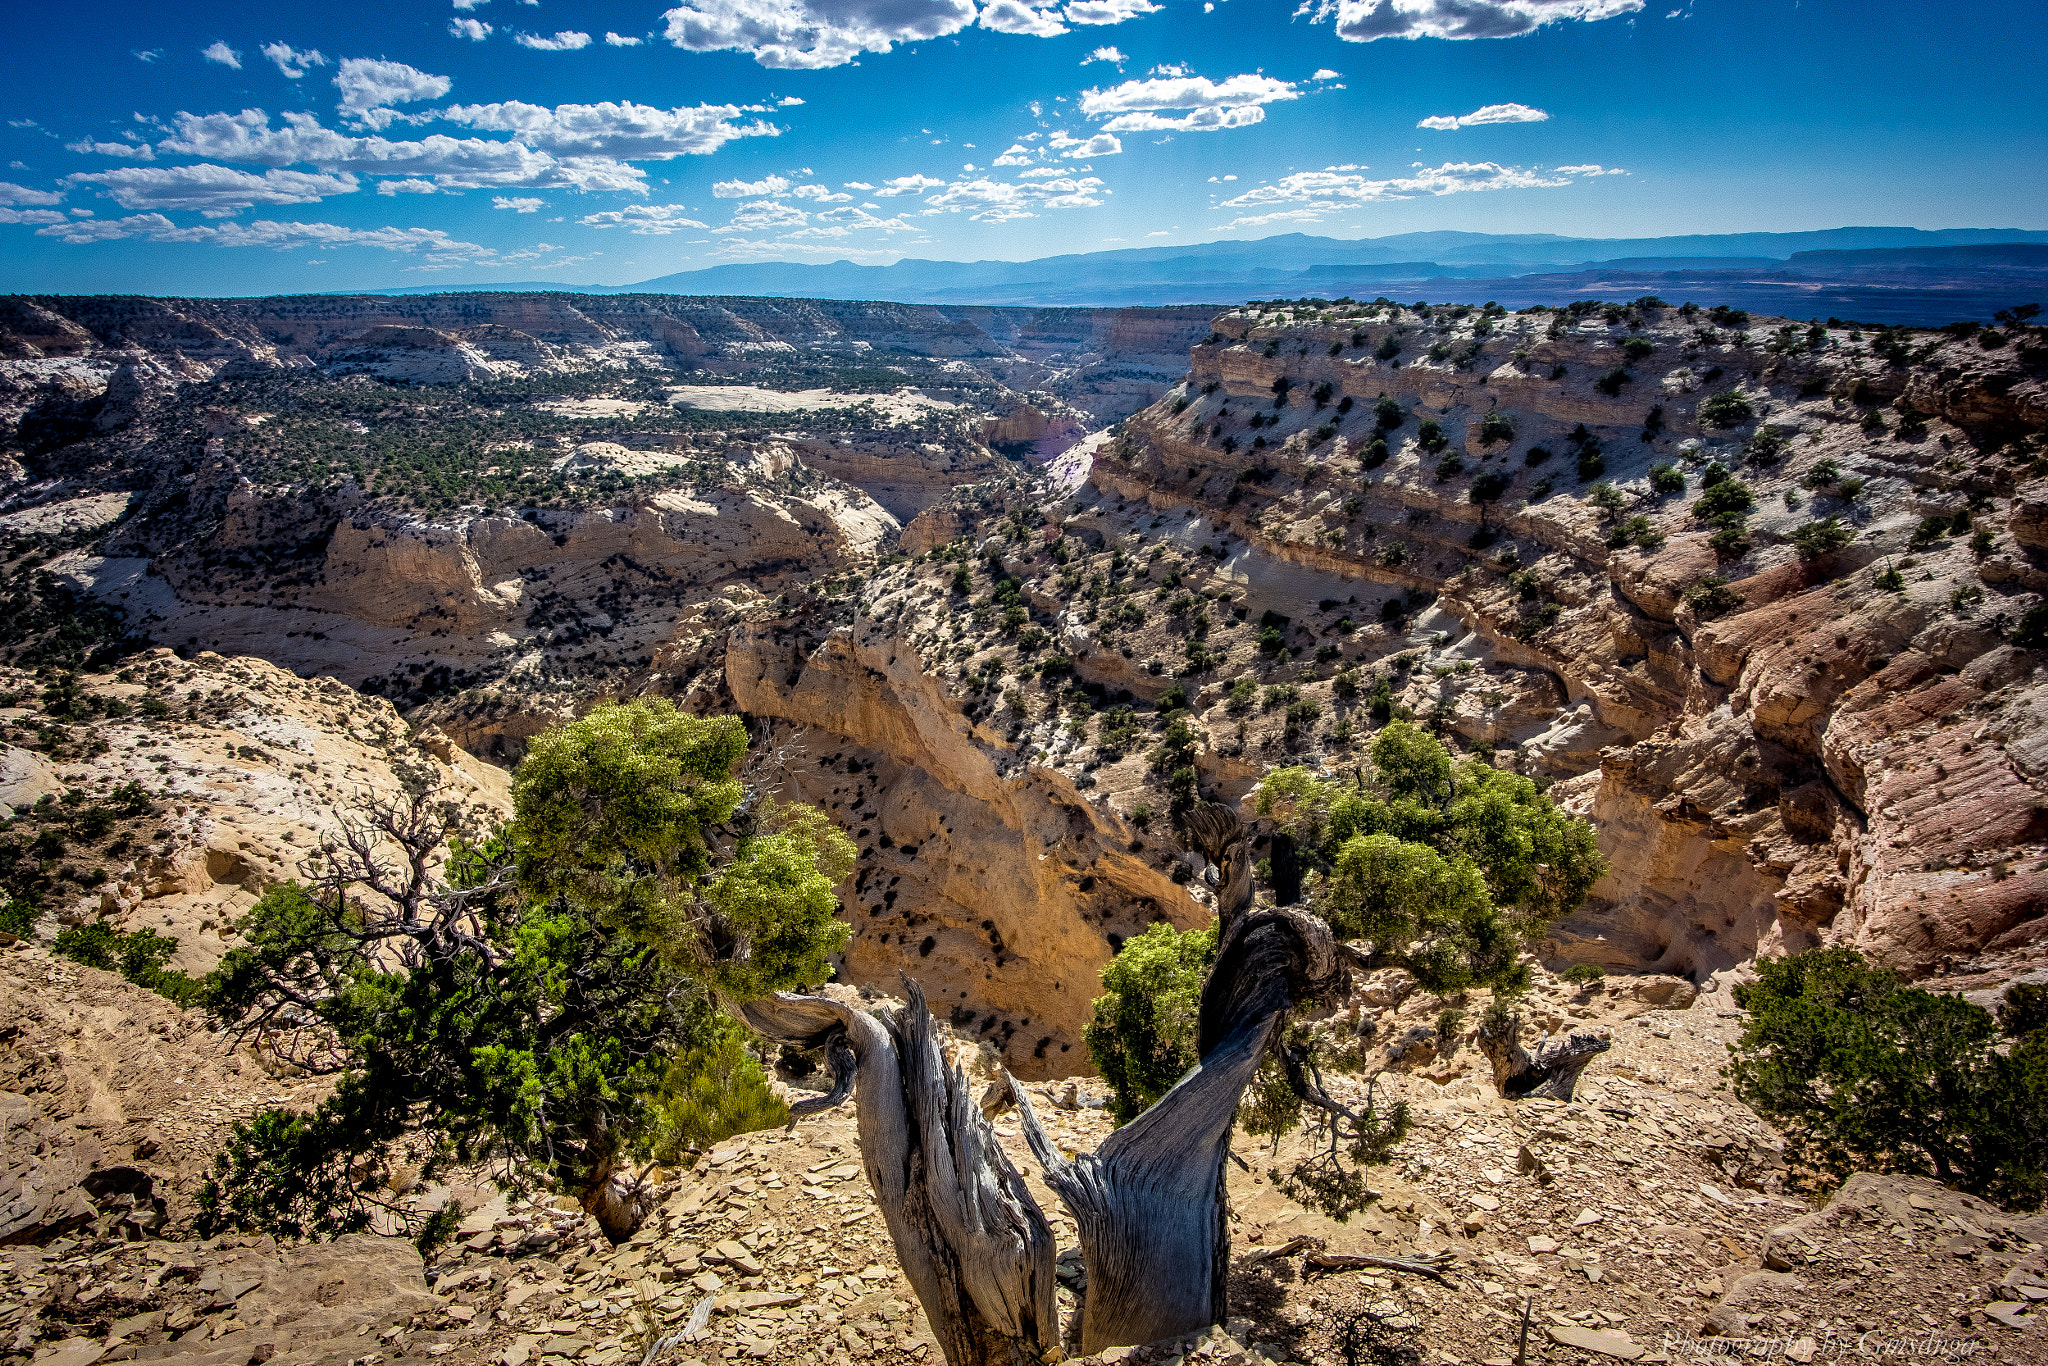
[1594,368,1630,397]
[1561,963,1605,985]
[1254,723,1605,995]
[1685,575,1742,616]
[1648,464,1685,495]
[1726,948,2048,1209]
[1416,420,1448,453]
[1699,391,1754,428]
[1084,920,1218,1123]
[1693,479,1756,521]
[1478,411,1514,446]
[1790,517,1854,561]
[1621,338,1655,363]
[646,1012,788,1165]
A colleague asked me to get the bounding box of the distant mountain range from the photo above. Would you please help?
[349,227,2048,325]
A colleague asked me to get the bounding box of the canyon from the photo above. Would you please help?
[0,289,2044,1075]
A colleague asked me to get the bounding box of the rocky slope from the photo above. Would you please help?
[737,299,2048,1050]
[8,947,2043,1366]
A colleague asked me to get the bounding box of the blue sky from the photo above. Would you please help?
[3,0,2045,294]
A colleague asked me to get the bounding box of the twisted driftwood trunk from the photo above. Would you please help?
[1474,1013,1612,1100]
[731,981,1058,1366]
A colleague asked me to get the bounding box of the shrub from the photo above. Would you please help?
[1726,948,2048,1208]
[1910,515,1950,549]
[1685,575,1742,616]
[1790,517,1854,561]
[1361,437,1390,469]
[646,1013,788,1165]
[1083,920,1219,1123]
[1478,411,1514,446]
[1254,724,1606,995]
[1692,479,1756,520]
[1524,445,1552,466]
[1576,448,1605,481]
[1594,368,1630,397]
[1375,335,1400,361]
[1708,523,1753,556]
[1227,677,1257,713]
[1561,962,1605,985]
[1699,391,1754,428]
[1648,464,1685,495]
[1416,419,1448,453]
[1470,470,1510,502]
[1621,338,1655,363]
[1803,457,1841,489]
[1434,453,1465,481]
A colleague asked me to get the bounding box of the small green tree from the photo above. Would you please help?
[646,1012,789,1164]
[1083,920,1219,1123]
[1726,948,2048,1209]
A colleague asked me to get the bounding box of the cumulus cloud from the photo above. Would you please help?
[516,30,593,49]
[67,139,155,159]
[1553,162,1625,174]
[604,31,644,44]
[792,182,851,200]
[159,108,648,194]
[713,173,793,197]
[202,41,242,70]
[494,195,544,211]
[64,164,358,216]
[1050,132,1121,157]
[716,199,809,232]
[452,0,490,9]
[979,1,1068,37]
[920,173,1107,221]
[1299,0,1641,43]
[34,212,495,261]
[450,18,493,40]
[334,58,453,129]
[788,205,915,236]
[873,173,946,196]
[0,183,64,206]
[1312,67,1341,79]
[1417,101,1547,129]
[0,207,68,226]
[441,100,776,159]
[1210,159,1621,227]
[993,143,1035,166]
[1081,44,1126,64]
[261,43,327,78]
[1063,0,1160,22]
[661,0,977,69]
[580,203,710,233]
[378,178,438,194]
[1081,72,1296,133]
[709,236,904,262]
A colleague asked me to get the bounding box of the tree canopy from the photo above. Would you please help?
[196,700,853,1242]
[1256,721,1606,993]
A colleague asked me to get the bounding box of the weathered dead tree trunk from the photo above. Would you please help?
[1016,897,1344,1353]
[731,981,1058,1366]
[1474,1012,1612,1100]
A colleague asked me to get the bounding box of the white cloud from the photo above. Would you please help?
[35,213,495,261]
[494,195,544,211]
[1081,72,1296,133]
[1553,162,1625,175]
[261,43,327,78]
[715,199,809,232]
[378,178,438,194]
[1014,166,1065,178]
[993,143,1035,166]
[67,139,155,160]
[1081,72,1298,115]
[792,182,851,201]
[1211,159,1621,227]
[709,236,904,262]
[203,41,242,70]
[0,207,68,226]
[713,173,792,197]
[65,164,358,216]
[580,203,710,233]
[1417,101,1547,129]
[133,49,162,62]
[441,100,776,159]
[450,18,494,40]
[1312,67,1341,79]
[1064,0,1161,23]
[661,0,978,69]
[1050,132,1121,157]
[842,180,873,189]
[516,30,593,49]
[778,96,804,106]
[915,172,1107,221]
[452,0,490,9]
[1299,0,1642,43]
[980,1,1067,36]
[334,58,453,129]
[1102,106,1264,132]
[605,31,645,45]
[0,183,64,206]
[159,109,649,194]
[1081,44,1126,64]
[873,173,946,196]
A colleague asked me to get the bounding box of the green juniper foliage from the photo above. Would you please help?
[196,700,853,1241]
[1082,919,1218,1123]
[1725,948,2048,1209]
